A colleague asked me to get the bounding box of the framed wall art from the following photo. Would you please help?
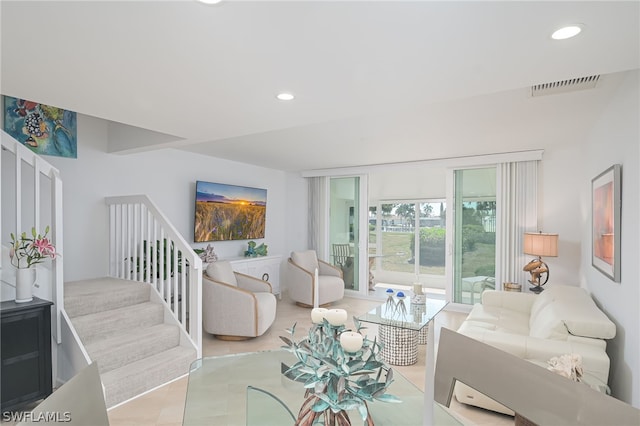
[591,164,621,282]
[3,95,77,158]
[194,180,267,242]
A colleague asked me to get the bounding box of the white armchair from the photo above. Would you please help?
[203,261,277,340]
[287,250,344,307]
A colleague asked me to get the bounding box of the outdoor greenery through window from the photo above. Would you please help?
[453,167,497,304]
[458,201,496,277]
[369,201,446,288]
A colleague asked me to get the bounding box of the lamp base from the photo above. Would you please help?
[530,285,544,294]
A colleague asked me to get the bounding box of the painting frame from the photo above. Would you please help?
[3,95,78,158]
[591,164,621,282]
[194,180,267,243]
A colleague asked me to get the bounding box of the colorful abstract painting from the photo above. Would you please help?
[3,96,77,158]
[194,181,267,242]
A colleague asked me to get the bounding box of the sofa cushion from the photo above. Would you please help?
[529,288,556,324]
[528,285,616,340]
[206,261,238,286]
[465,304,530,335]
[562,301,616,339]
[291,250,319,274]
[481,290,536,313]
[528,302,569,339]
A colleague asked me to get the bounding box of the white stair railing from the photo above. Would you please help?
[105,195,202,357]
[0,130,64,344]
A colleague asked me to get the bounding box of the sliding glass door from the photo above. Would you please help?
[452,168,497,305]
[329,177,361,291]
[369,200,446,289]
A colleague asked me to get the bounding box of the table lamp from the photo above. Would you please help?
[523,232,558,293]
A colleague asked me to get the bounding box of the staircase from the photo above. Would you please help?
[65,277,196,408]
[3,130,202,407]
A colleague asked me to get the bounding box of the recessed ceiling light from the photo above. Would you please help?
[551,25,582,40]
[276,93,295,101]
[198,0,222,5]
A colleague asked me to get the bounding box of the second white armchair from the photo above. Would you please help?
[287,250,344,307]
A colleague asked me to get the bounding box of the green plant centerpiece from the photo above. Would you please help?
[280,308,400,426]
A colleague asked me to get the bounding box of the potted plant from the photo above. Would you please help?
[9,226,58,303]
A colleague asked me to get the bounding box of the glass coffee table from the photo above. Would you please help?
[182,350,461,426]
[356,297,448,366]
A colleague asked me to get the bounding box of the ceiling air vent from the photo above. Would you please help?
[531,75,600,97]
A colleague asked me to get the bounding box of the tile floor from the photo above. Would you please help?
[106,294,514,426]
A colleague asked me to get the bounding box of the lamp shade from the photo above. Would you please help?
[523,232,558,257]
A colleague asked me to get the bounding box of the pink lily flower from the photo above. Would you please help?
[33,238,57,259]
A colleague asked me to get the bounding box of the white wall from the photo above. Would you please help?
[580,70,639,407]
[44,115,307,282]
[538,139,585,286]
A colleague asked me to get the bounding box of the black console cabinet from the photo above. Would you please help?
[1,297,53,411]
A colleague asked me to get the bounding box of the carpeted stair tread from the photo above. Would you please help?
[64,276,197,409]
[72,301,164,345]
[65,277,150,318]
[101,345,196,408]
[85,323,181,375]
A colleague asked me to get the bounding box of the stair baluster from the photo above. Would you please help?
[105,195,202,358]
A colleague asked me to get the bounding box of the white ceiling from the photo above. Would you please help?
[1,1,638,172]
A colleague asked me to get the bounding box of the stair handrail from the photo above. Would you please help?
[105,194,202,357]
[1,129,64,344]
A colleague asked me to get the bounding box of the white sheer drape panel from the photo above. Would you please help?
[496,161,539,289]
[308,177,328,256]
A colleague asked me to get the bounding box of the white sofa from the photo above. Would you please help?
[455,285,616,415]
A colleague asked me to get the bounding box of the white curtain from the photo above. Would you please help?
[496,160,539,289]
[308,177,328,257]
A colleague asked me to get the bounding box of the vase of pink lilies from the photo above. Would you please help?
[9,226,58,303]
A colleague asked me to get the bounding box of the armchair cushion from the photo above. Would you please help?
[236,272,273,293]
[318,260,342,277]
[206,261,237,286]
[291,250,319,274]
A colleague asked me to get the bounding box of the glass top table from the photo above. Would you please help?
[356,297,449,367]
[356,297,448,330]
[183,350,461,426]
